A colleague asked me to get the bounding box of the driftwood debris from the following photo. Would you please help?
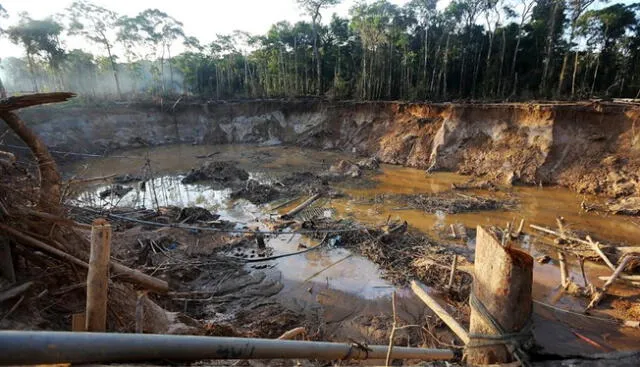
[466,226,533,365]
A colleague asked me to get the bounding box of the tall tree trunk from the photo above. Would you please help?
[497,29,506,97]
[423,24,429,98]
[443,32,451,100]
[168,45,174,94]
[591,53,600,96]
[540,0,561,95]
[362,50,367,99]
[510,31,523,96]
[557,25,576,96]
[484,30,495,98]
[571,51,579,97]
[26,53,39,93]
[430,33,444,94]
[472,43,482,98]
[160,46,166,95]
[294,38,299,95]
[387,41,393,98]
[312,13,321,96]
[104,40,122,99]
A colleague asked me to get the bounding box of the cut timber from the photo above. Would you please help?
[86,219,111,332]
[280,193,321,219]
[410,280,470,345]
[466,226,533,365]
[0,223,169,293]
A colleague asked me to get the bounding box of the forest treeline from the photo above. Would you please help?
[0,0,639,101]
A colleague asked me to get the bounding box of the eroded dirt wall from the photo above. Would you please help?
[14,100,640,198]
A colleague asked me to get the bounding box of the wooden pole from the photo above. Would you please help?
[410,280,470,345]
[466,226,533,365]
[86,219,111,332]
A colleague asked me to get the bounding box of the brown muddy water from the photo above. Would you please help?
[65,144,640,355]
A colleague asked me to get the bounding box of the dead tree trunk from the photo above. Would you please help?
[0,93,75,213]
[466,226,534,365]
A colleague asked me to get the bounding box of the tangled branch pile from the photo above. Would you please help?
[0,93,181,333]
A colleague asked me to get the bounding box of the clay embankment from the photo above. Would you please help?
[16,100,640,198]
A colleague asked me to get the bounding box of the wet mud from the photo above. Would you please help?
[64,143,640,358]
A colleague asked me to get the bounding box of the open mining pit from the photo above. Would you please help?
[2,99,640,365]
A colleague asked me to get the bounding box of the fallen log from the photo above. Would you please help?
[0,223,169,293]
[280,193,321,219]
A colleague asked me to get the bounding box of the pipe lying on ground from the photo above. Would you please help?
[0,331,454,365]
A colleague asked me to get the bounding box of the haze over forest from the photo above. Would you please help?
[0,0,639,101]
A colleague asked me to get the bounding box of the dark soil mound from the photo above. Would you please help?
[182,161,249,184]
[231,180,281,204]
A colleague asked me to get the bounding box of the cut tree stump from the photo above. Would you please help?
[466,226,534,365]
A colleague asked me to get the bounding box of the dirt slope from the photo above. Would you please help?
[15,100,640,198]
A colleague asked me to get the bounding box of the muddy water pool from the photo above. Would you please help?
[66,144,640,353]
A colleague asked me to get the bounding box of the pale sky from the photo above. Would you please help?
[0,0,440,59]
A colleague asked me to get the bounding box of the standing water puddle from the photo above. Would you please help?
[66,144,640,353]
